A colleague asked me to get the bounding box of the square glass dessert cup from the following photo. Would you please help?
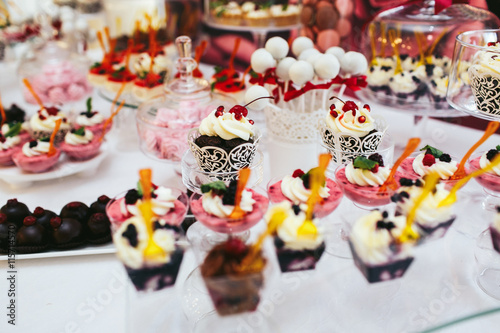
[447,29,500,121]
[273,235,326,273]
[267,176,343,218]
[334,164,399,208]
[319,115,389,165]
[189,188,269,235]
[475,228,500,300]
[188,127,262,174]
[106,188,189,233]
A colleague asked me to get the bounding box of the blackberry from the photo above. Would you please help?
[222,180,238,206]
[301,173,311,189]
[382,211,389,219]
[400,191,410,200]
[292,205,301,215]
[122,224,138,247]
[399,178,414,187]
[486,149,499,162]
[368,153,384,167]
[439,153,452,162]
[29,140,37,148]
[125,189,140,205]
[390,193,400,203]
[415,179,423,187]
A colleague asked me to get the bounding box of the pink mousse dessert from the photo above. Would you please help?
[60,128,102,161]
[12,138,61,173]
[470,148,500,193]
[0,123,25,166]
[74,98,109,136]
[268,168,343,218]
[190,180,269,234]
[400,145,458,182]
[335,154,399,207]
[2,122,31,144]
[106,185,188,231]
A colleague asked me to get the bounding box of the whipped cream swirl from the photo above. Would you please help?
[349,210,413,265]
[345,163,390,186]
[64,129,94,146]
[30,108,70,132]
[202,189,255,218]
[22,140,50,157]
[0,136,20,151]
[412,153,458,179]
[120,186,177,217]
[325,100,375,137]
[396,183,454,228]
[280,175,330,203]
[199,110,255,141]
[76,113,105,127]
[480,151,500,176]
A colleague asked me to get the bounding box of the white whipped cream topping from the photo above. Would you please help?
[241,2,255,13]
[345,163,390,186]
[389,71,418,94]
[133,53,172,77]
[430,76,448,98]
[246,9,269,19]
[22,140,50,157]
[201,189,255,218]
[349,210,413,265]
[64,129,94,146]
[374,56,396,68]
[280,175,330,204]
[431,56,452,74]
[76,112,105,127]
[412,153,458,180]
[401,56,417,71]
[480,151,500,176]
[199,109,255,141]
[413,64,444,80]
[270,4,299,16]
[0,136,20,150]
[367,66,393,86]
[396,183,454,228]
[30,108,70,132]
[325,100,375,137]
[120,187,176,217]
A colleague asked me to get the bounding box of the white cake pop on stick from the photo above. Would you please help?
[276,57,296,105]
[265,37,289,60]
[326,46,346,63]
[298,48,320,61]
[313,53,341,110]
[289,60,314,112]
[337,51,368,99]
[291,37,314,58]
[244,85,275,110]
[251,48,277,74]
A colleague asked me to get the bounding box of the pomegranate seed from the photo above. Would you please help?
[342,101,358,112]
[249,119,254,125]
[363,104,370,111]
[234,113,242,121]
[330,110,338,118]
[217,106,224,112]
[358,116,366,123]
[215,110,223,117]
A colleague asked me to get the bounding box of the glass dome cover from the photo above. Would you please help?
[359,0,500,112]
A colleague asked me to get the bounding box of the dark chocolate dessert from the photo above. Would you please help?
[51,217,85,250]
[0,104,26,124]
[16,216,49,253]
[0,213,12,253]
[89,195,111,215]
[32,207,57,231]
[86,213,111,244]
[60,202,90,225]
[1,199,31,229]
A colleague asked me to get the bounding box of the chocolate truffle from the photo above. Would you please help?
[51,217,85,249]
[60,202,90,225]
[16,216,49,253]
[0,213,12,252]
[1,199,31,229]
[87,213,111,244]
[89,195,111,215]
[32,207,57,231]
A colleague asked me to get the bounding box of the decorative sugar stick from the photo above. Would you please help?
[440,153,500,207]
[380,138,421,192]
[0,93,5,127]
[451,121,499,180]
[228,37,241,76]
[414,31,426,66]
[96,31,106,54]
[22,78,45,110]
[369,23,378,66]
[48,119,62,157]
[425,28,448,64]
[388,29,402,75]
[138,168,164,261]
[380,22,387,59]
[239,65,252,89]
[398,173,440,243]
[230,168,251,219]
[100,100,125,142]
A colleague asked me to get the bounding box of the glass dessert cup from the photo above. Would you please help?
[448,29,500,121]
[106,188,189,233]
[334,164,398,209]
[468,151,500,211]
[475,228,500,300]
[267,176,343,219]
[318,116,390,167]
[181,149,264,193]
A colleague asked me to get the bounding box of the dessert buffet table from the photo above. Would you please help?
[1,61,500,333]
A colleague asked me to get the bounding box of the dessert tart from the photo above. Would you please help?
[0,123,24,166]
[391,178,456,241]
[74,98,109,136]
[400,145,458,181]
[60,127,102,161]
[29,106,70,143]
[349,210,415,283]
[270,4,300,26]
[13,137,61,173]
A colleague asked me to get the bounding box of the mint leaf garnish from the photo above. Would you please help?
[496,145,500,151]
[420,145,443,158]
[353,156,377,170]
[73,127,85,136]
[201,181,227,194]
[40,137,50,142]
[249,69,259,79]
[4,122,21,138]
[86,97,92,114]
[91,62,101,69]
[214,66,223,74]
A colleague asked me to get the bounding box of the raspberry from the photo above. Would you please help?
[225,238,246,255]
[488,42,497,47]
[422,154,436,167]
[371,164,379,173]
[368,153,384,167]
[292,169,305,178]
[23,216,36,226]
[33,207,45,217]
[45,107,59,116]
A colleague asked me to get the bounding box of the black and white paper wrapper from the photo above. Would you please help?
[469,65,500,116]
[319,116,388,164]
[188,128,261,174]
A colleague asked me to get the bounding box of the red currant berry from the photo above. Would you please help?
[358,116,366,123]
[342,101,358,112]
[292,169,305,178]
[234,113,242,120]
[46,107,59,116]
[229,105,248,117]
[330,110,338,118]
[249,119,254,125]
[217,105,224,112]
[329,104,336,111]
[488,42,497,47]
[225,238,246,255]
[23,216,36,226]
[422,154,436,167]
[215,110,223,117]
[363,104,370,111]
[371,164,379,173]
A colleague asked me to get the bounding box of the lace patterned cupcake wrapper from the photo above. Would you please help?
[469,67,500,116]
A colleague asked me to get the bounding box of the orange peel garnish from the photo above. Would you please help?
[22,78,45,110]
[47,119,62,157]
[0,92,5,127]
[229,168,251,219]
[100,100,124,142]
[380,137,421,192]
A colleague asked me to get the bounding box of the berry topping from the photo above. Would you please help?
[125,189,140,205]
[488,42,498,47]
[234,113,242,121]
[98,195,111,204]
[487,149,499,161]
[329,104,336,111]
[23,216,36,226]
[0,136,5,143]
[382,211,389,218]
[215,109,224,117]
[301,173,311,189]
[229,105,248,117]
[292,204,301,215]
[363,104,371,111]
[217,105,224,112]
[368,153,384,167]
[0,213,6,224]
[249,119,255,125]
[358,116,366,123]
[45,107,59,116]
[222,180,238,206]
[29,140,38,148]
[33,207,45,217]
[330,110,338,118]
[67,202,82,209]
[225,238,246,255]
[371,164,379,173]
[122,223,139,247]
[439,153,452,163]
[399,178,414,187]
[342,101,359,113]
[422,154,436,167]
[50,217,62,228]
[6,199,19,206]
[39,115,46,121]
[376,220,395,231]
[292,169,305,178]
